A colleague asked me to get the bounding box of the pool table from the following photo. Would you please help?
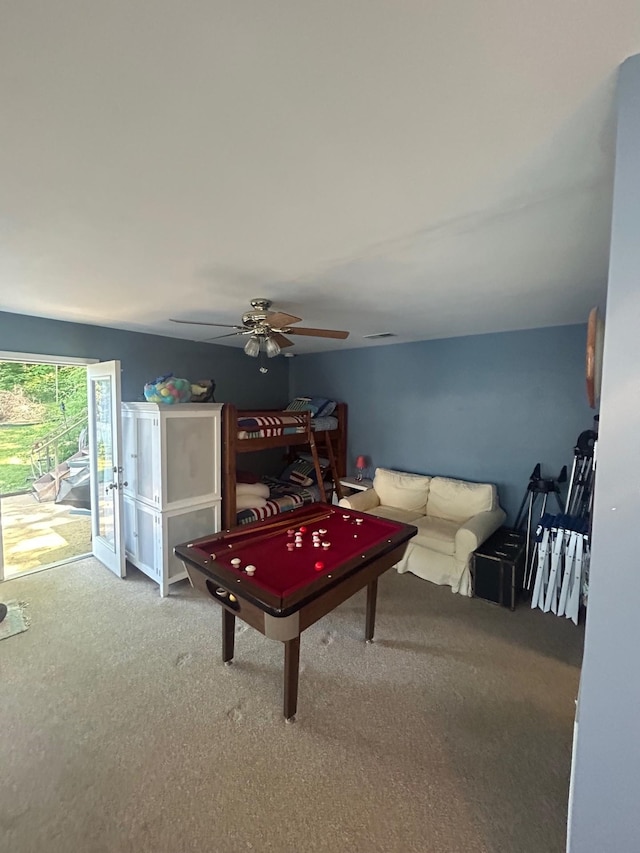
[174,503,417,721]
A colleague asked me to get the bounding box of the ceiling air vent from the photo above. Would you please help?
[362,332,396,339]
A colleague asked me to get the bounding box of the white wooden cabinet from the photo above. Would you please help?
[121,403,222,595]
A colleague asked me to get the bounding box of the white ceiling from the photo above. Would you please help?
[1,2,639,353]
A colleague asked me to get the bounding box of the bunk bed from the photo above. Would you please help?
[222,401,348,528]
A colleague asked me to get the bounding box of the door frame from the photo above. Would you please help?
[0,351,98,582]
[87,360,125,578]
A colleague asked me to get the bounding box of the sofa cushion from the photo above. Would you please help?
[426,477,496,523]
[366,505,425,525]
[412,516,459,555]
[372,468,431,514]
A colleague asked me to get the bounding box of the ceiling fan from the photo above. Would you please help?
[170,298,349,359]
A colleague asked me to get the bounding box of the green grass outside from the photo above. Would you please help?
[0,420,86,496]
[0,423,51,494]
[0,362,89,496]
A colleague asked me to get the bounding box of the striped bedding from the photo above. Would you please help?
[236,476,331,526]
[237,413,338,440]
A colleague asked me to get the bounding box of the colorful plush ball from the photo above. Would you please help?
[144,373,193,404]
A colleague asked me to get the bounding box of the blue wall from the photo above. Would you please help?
[567,55,640,853]
[0,312,595,517]
[0,311,289,407]
[290,324,594,523]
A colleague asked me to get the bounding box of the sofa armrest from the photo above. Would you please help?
[338,488,381,512]
[455,508,507,558]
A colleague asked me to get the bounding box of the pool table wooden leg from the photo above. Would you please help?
[283,636,301,722]
[365,578,378,643]
[222,608,235,665]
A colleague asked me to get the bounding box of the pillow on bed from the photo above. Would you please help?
[235,494,268,510]
[285,397,320,416]
[236,482,270,498]
[279,458,320,487]
[312,398,337,418]
[285,396,337,419]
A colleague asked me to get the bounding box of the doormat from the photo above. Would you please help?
[0,600,30,641]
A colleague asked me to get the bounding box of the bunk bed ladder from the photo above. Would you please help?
[318,430,344,503]
[308,432,327,501]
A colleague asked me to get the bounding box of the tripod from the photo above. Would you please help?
[514,463,567,589]
[564,429,597,520]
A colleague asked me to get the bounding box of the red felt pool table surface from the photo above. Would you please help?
[188,503,410,599]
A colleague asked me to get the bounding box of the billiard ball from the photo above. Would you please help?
[314,561,324,571]
[231,558,241,568]
[245,565,256,576]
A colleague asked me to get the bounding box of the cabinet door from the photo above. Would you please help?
[161,502,221,582]
[121,411,137,499]
[133,502,161,581]
[134,413,161,507]
[123,496,138,560]
[162,412,221,509]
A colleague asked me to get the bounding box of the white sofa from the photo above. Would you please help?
[338,467,506,595]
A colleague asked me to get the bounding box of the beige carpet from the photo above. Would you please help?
[0,559,583,853]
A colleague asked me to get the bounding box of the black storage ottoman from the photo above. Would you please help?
[471,528,526,611]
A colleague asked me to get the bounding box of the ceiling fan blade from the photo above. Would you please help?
[205,332,244,341]
[170,318,243,329]
[284,326,350,340]
[270,332,294,348]
[267,312,302,327]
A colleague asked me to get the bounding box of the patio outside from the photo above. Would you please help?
[1,361,90,578]
[1,492,91,576]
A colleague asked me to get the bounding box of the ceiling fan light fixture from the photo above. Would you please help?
[244,336,260,357]
[265,336,281,358]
